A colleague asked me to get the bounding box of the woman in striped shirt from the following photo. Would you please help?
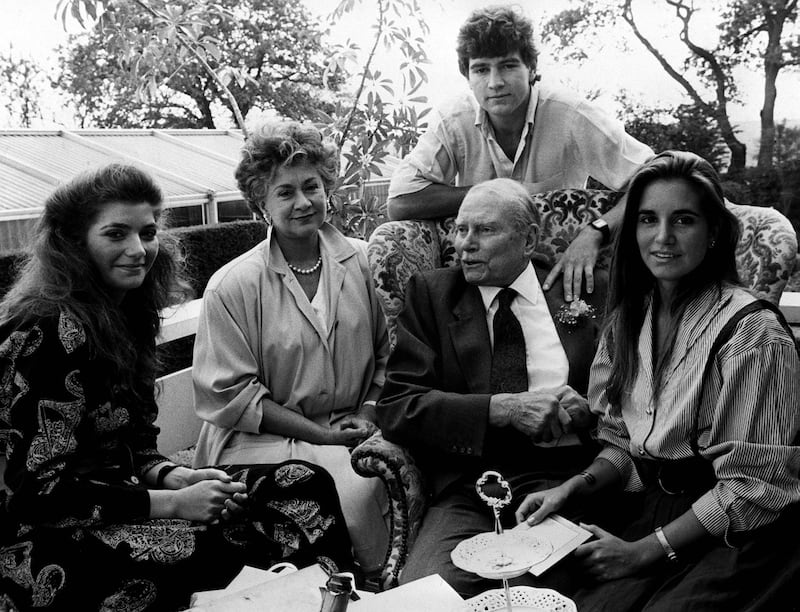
[516,151,800,611]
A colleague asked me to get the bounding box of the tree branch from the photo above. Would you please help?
[338,0,387,149]
[665,0,732,114]
[132,0,248,135]
[737,22,768,40]
[623,0,746,170]
[621,0,711,114]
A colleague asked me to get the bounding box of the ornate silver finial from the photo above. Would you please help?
[475,470,512,535]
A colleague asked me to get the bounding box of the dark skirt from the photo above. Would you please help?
[0,461,354,611]
[571,459,800,612]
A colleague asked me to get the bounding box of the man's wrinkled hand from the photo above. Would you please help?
[542,227,602,301]
[490,391,566,443]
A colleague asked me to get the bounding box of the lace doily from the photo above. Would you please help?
[451,531,552,580]
[464,586,577,612]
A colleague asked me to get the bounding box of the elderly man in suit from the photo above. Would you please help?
[377,178,606,597]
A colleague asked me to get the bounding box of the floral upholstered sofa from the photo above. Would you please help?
[349,188,798,590]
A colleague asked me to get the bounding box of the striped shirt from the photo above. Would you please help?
[589,284,800,539]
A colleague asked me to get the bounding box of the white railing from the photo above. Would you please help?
[155,298,204,457]
[779,292,800,324]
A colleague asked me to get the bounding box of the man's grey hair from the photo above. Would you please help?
[462,178,540,233]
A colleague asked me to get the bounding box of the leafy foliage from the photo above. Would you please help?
[618,96,727,169]
[56,0,434,241]
[0,53,48,128]
[320,0,432,239]
[543,0,800,171]
[57,0,248,130]
[55,0,336,129]
[172,219,268,297]
[327,181,390,240]
[773,120,800,165]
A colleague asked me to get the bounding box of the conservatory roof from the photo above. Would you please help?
[0,129,245,220]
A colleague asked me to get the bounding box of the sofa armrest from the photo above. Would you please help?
[351,431,427,590]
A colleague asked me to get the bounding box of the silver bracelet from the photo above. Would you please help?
[654,526,678,562]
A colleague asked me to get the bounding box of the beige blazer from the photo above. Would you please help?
[192,223,389,466]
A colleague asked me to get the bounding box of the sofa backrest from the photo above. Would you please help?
[368,188,798,345]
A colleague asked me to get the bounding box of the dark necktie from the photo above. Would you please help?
[489,288,528,393]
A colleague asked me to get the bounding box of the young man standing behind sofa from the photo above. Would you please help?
[387,5,653,301]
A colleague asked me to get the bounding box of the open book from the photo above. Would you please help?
[508,514,592,576]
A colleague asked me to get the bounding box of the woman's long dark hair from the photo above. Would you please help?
[0,164,191,394]
[604,151,740,407]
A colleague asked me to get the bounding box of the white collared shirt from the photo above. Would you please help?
[478,262,569,391]
[388,81,652,200]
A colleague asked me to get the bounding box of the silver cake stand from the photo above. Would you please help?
[450,471,553,612]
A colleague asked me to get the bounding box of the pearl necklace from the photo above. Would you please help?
[287,255,322,275]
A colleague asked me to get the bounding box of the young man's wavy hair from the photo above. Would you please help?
[456,5,539,78]
[603,151,740,407]
[235,120,340,219]
[0,164,191,393]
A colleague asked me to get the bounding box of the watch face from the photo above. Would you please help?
[590,219,611,245]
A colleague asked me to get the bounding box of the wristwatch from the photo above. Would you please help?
[588,218,611,246]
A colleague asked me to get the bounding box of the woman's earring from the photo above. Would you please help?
[709,239,716,249]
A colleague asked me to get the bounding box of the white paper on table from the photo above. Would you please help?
[226,563,297,592]
[509,514,592,576]
[349,574,461,611]
[189,563,298,608]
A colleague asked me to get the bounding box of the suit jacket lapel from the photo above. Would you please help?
[449,281,493,394]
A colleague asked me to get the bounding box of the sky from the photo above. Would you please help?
[0,0,798,131]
